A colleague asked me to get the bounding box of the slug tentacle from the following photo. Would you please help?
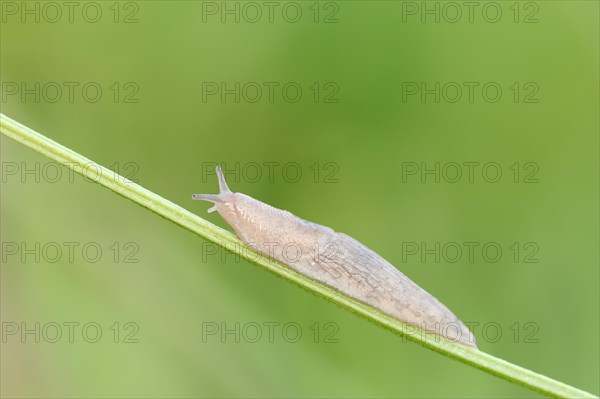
[215,165,232,193]
[193,165,478,348]
[191,194,221,202]
[192,166,235,213]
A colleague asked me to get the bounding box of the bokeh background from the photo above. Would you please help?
[1,1,598,398]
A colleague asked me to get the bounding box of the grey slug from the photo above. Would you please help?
[193,165,477,348]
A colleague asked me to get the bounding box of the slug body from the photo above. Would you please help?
[193,166,477,348]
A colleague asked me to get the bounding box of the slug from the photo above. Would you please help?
[193,166,477,348]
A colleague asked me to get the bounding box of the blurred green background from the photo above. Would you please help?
[1,1,598,398]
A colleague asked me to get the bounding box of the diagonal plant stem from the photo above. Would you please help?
[1,113,596,399]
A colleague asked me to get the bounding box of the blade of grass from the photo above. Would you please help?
[1,113,596,399]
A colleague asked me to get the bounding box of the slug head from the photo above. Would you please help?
[192,165,239,222]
